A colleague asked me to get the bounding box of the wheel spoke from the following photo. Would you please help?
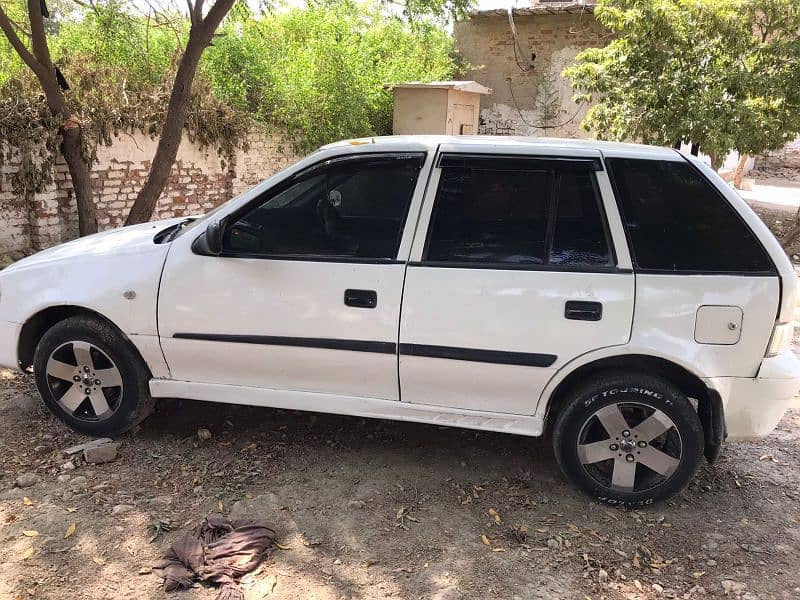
[46,359,75,381]
[577,440,616,465]
[611,458,637,491]
[59,383,86,413]
[88,392,111,417]
[595,404,629,437]
[72,342,94,370]
[633,410,674,442]
[95,367,122,388]
[638,445,680,477]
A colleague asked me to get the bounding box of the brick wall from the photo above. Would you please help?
[0,129,297,265]
[454,8,608,138]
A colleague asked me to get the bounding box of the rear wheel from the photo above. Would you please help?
[553,372,703,506]
[33,316,153,436]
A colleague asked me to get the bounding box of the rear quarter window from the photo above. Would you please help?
[606,158,774,274]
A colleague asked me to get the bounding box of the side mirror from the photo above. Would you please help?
[205,217,225,255]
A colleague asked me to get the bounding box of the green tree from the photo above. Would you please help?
[564,0,800,170]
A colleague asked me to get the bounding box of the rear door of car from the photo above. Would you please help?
[398,145,635,414]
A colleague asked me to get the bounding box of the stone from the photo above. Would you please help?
[721,580,747,595]
[546,538,560,550]
[112,504,134,515]
[60,461,76,471]
[57,474,71,484]
[84,442,118,464]
[15,473,40,488]
[69,476,88,491]
[63,438,114,455]
[197,428,212,441]
[347,500,366,509]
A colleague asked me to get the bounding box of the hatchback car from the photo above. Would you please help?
[1,136,797,506]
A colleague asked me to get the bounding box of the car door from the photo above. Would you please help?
[157,151,430,401]
[399,148,635,414]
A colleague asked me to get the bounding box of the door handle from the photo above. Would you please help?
[344,289,377,309]
[565,300,602,321]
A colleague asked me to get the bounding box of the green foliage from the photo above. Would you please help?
[564,0,800,162]
[203,0,459,150]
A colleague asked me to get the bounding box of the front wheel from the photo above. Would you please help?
[552,372,703,506]
[33,315,154,436]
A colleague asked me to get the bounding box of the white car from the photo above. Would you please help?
[1,136,798,505]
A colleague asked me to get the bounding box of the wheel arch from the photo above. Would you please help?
[18,305,149,375]
[542,353,724,463]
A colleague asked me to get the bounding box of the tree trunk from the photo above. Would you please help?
[125,0,236,226]
[733,153,750,189]
[690,143,700,156]
[61,123,97,236]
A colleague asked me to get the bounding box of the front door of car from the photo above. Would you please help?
[157,152,429,401]
[399,150,635,414]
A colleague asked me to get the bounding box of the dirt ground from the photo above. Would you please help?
[2,180,800,600]
[1,373,799,600]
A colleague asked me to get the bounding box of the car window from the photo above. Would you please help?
[550,171,611,266]
[223,155,424,260]
[607,158,774,273]
[424,156,610,268]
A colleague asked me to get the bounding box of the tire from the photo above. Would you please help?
[33,315,154,436]
[552,371,703,507]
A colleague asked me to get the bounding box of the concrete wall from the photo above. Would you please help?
[454,12,608,138]
[0,129,297,265]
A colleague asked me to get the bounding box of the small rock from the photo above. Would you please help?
[706,559,717,566]
[193,485,204,495]
[598,569,608,584]
[112,504,134,515]
[333,558,342,565]
[15,473,40,488]
[57,474,72,484]
[61,461,76,471]
[197,428,212,441]
[722,580,747,595]
[546,538,560,550]
[69,476,88,490]
[652,583,664,593]
[347,500,366,509]
[84,442,118,464]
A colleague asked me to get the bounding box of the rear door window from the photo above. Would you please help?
[607,158,774,273]
[424,155,612,268]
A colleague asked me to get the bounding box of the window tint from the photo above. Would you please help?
[607,158,774,273]
[550,171,611,265]
[223,156,423,259]
[426,167,552,265]
[425,157,610,268]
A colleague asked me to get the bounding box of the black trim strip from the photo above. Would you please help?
[437,153,603,171]
[407,261,631,274]
[399,343,557,368]
[173,333,396,354]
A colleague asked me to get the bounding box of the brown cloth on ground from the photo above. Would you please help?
[158,515,276,600]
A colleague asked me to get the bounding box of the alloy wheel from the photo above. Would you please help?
[45,341,123,421]
[576,402,682,493]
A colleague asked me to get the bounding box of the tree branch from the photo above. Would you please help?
[27,0,53,70]
[0,4,46,79]
[193,0,204,27]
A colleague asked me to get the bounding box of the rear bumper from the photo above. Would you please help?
[704,351,800,440]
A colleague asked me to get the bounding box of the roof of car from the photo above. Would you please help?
[321,135,681,160]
